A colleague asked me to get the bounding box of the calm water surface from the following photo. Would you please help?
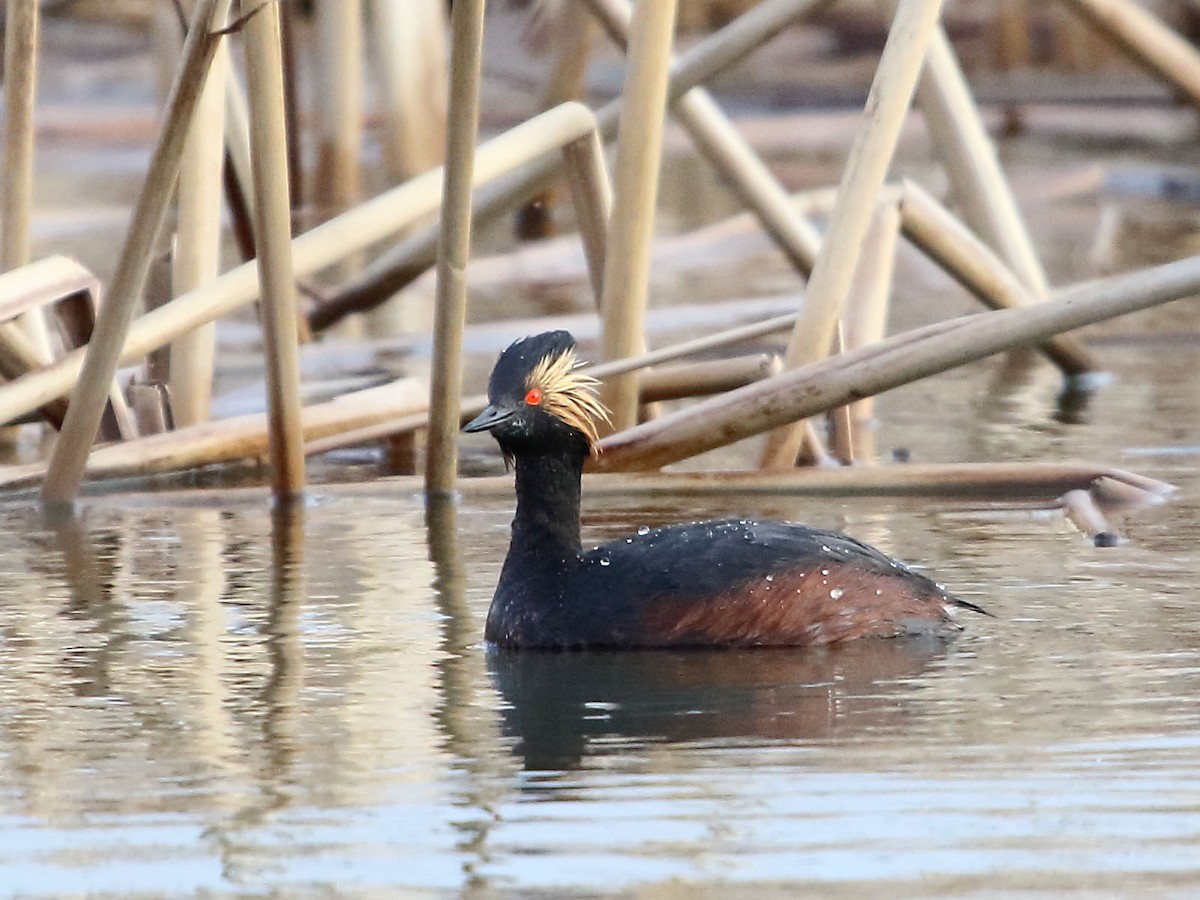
[0,344,1198,897]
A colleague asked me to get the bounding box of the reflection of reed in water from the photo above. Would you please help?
[426,495,513,897]
[489,639,946,770]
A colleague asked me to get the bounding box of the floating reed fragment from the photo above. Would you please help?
[293,463,1172,508]
[761,0,946,470]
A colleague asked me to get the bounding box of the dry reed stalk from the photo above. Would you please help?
[1060,488,1120,545]
[591,250,1200,472]
[842,199,900,425]
[668,0,836,103]
[244,0,307,499]
[579,465,1173,501]
[223,67,256,224]
[911,22,1050,295]
[293,462,1171,506]
[561,130,613,305]
[368,0,447,183]
[639,354,782,402]
[314,0,364,217]
[309,0,833,332]
[0,256,132,439]
[169,0,232,428]
[760,0,945,470]
[518,0,597,234]
[585,0,824,275]
[1060,0,1200,110]
[1,0,54,358]
[278,0,303,211]
[425,0,487,496]
[898,179,1099,379]
[0,381,427,491]
[597,0,679,431]
[826,322,855,465]
[40,0,225,507]
[0,103,602,431]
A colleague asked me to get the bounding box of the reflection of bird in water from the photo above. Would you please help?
[489,640,947,770]
[465,331,988,650]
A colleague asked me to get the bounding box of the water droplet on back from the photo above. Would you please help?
[637,525,651,536]
[829,588,844,600]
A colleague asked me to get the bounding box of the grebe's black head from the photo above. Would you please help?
[463,331,610,464]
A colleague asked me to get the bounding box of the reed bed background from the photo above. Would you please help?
[2,0,1199,538]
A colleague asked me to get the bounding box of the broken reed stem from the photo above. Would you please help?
[40,0,225,507]
[841,199,900,426]
[1060,0,1200,111]
[0,381,428,491]
[760,0,945,470]
[243,0,307,499]
[586,0,824,276]
[309,0,829,332]
[426,0,486,496]
[597,0,679,431]
[2,0,54,357]
[0,102,601,430]
[314,0,364,217]
[898,179,1099,379]
[591,250,1200,472]
[170,0,231,428]
[248,463,1170,507]
[912,21,1049,295]
[561,130,613,306]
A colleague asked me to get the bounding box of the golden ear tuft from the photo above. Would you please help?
[525,349,611,452]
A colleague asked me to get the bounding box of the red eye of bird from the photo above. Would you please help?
[524,387,543,406]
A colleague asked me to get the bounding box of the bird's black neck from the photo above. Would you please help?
[508,448,585,561]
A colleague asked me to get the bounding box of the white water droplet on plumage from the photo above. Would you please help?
[875,589,883,596]
[820,569,829,576]
[599,557,610,567]
[765,574,774,582]
[637,525,651,536]
[829,588,844,600]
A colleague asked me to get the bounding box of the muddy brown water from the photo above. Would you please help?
[0,338,1197,897]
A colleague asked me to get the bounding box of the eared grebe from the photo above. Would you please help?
[464,331,986,649]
